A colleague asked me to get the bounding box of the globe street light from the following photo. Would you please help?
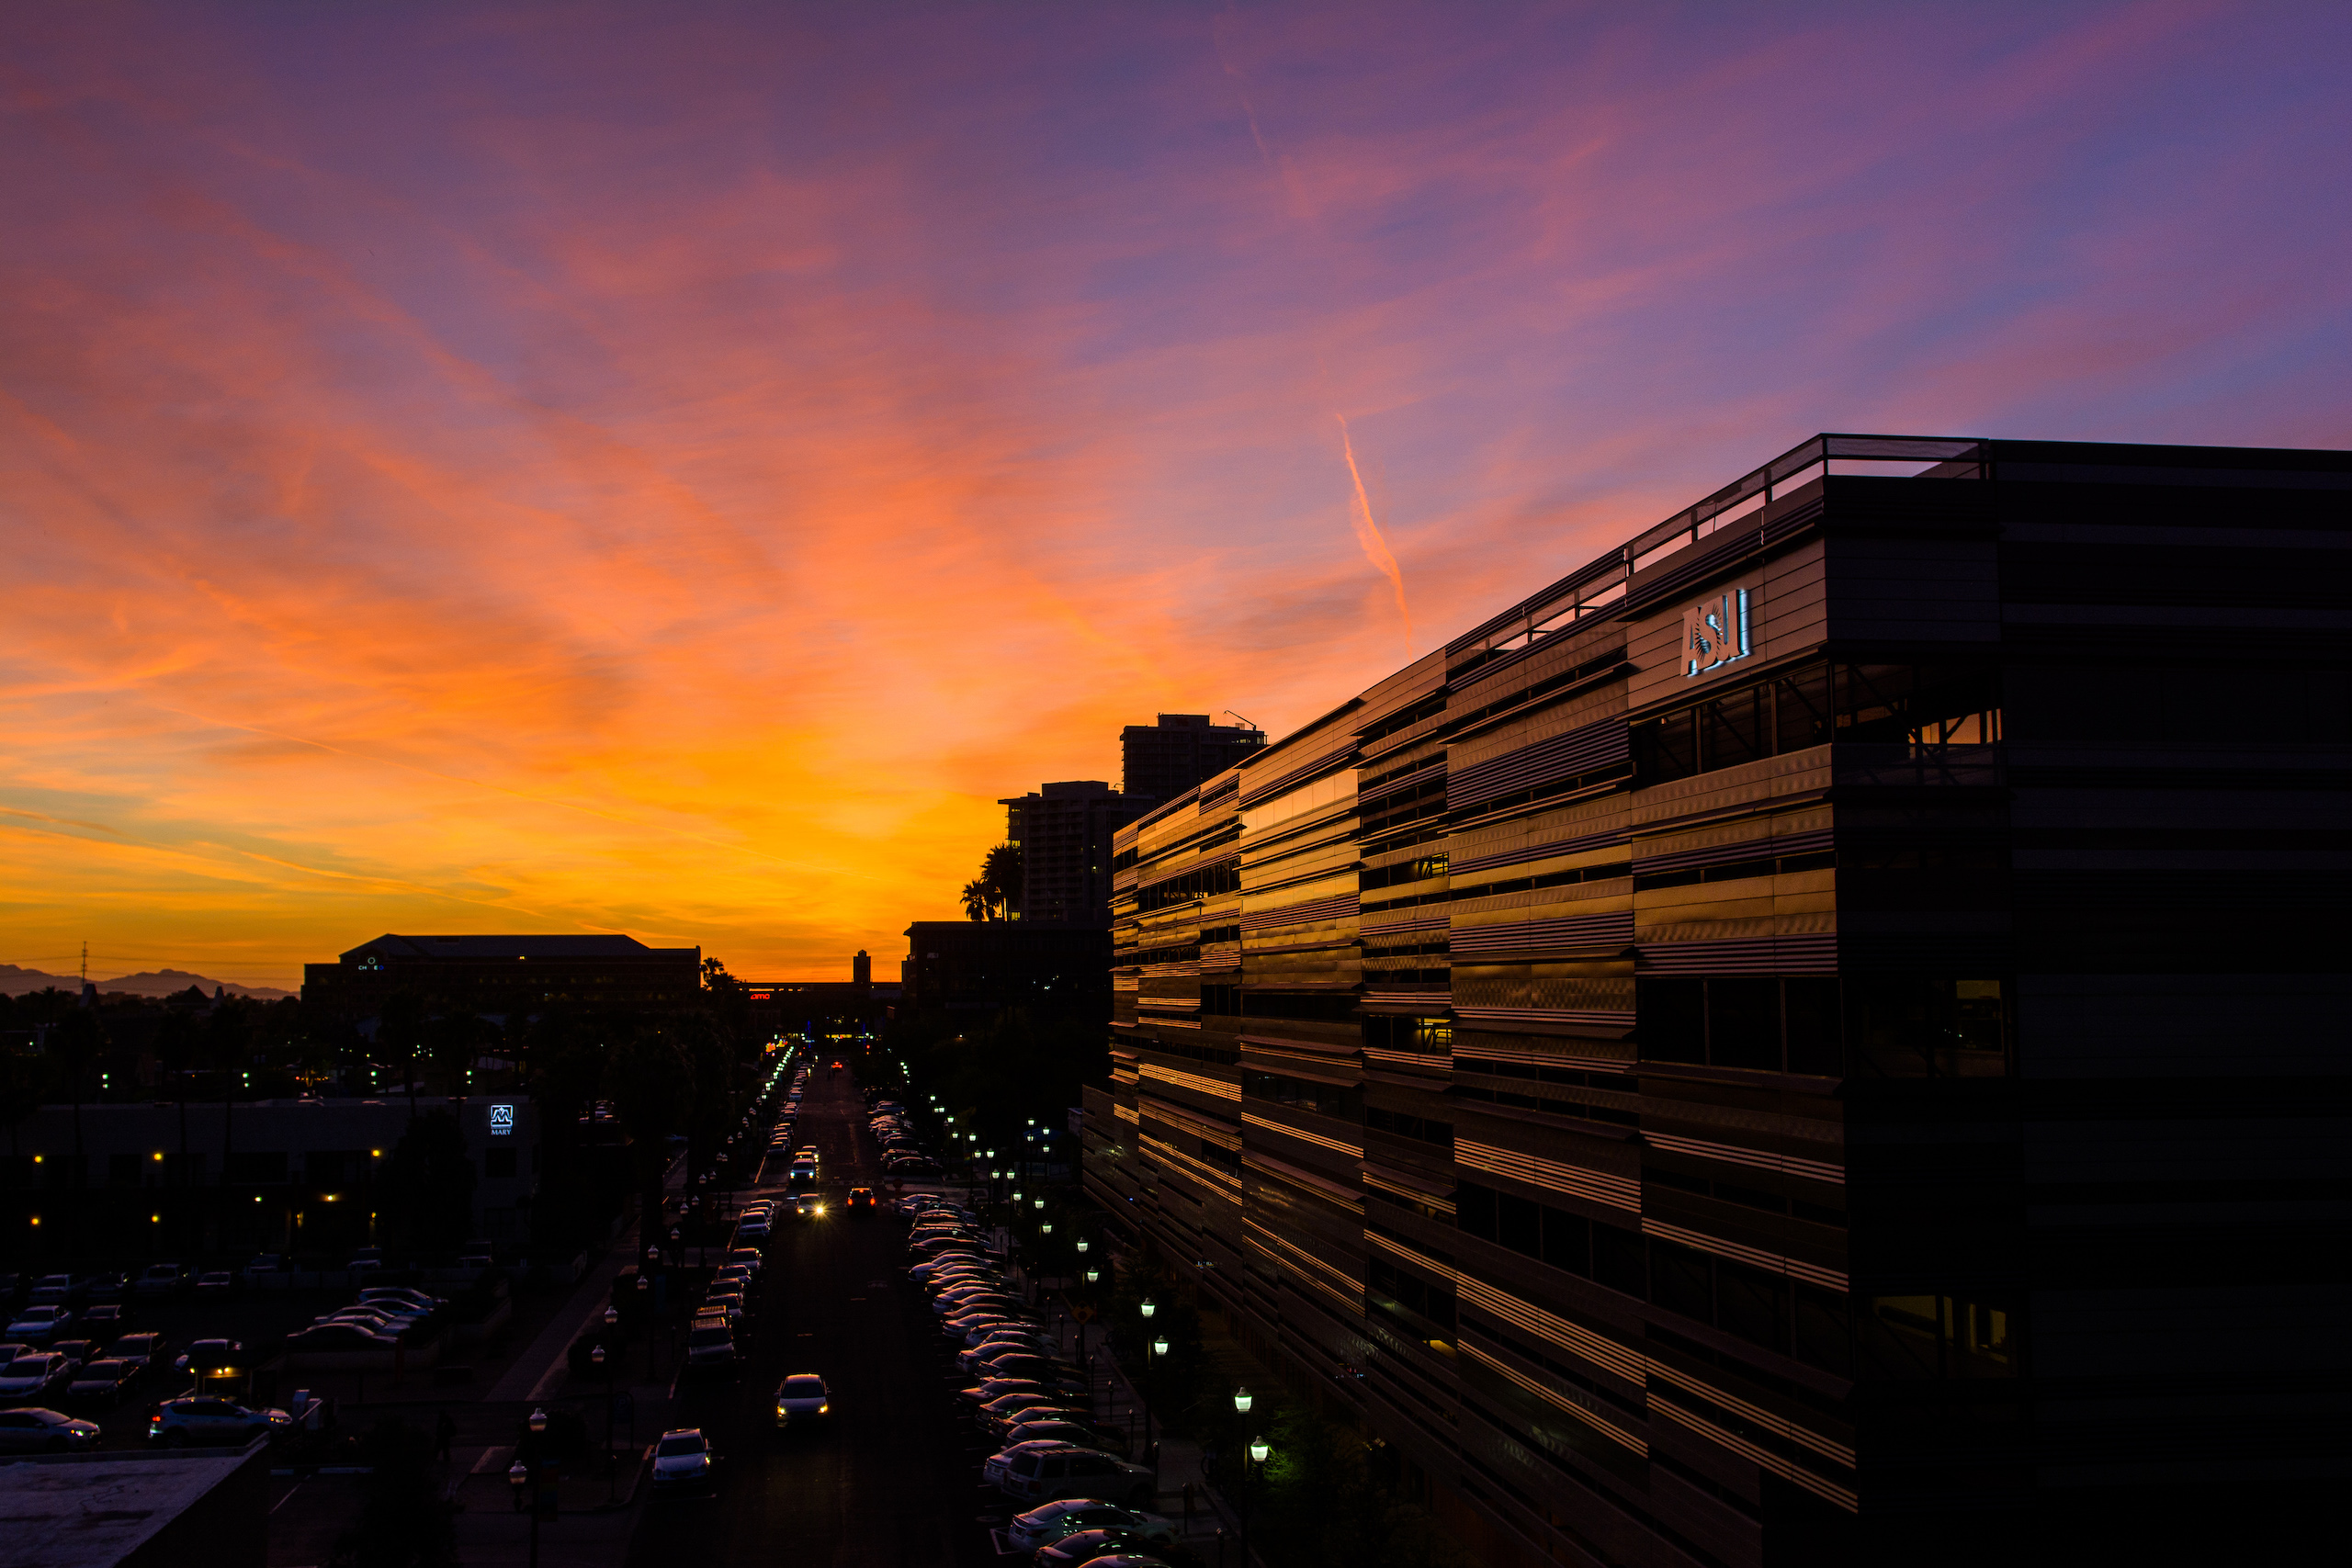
[1234,1389,1252,1414]
[1250,1438,1270,1463]
[1139,1300,1156,1319]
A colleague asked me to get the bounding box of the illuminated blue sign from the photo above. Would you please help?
[489,1103,514,1136]
[1681,588,1750,677]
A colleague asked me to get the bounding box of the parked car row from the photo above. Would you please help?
[895,1197,1174,1566]
[866,1100,941,1178]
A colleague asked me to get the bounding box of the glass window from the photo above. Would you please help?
[1540,1209,1590,1276]
[1639,979,1706,1064]
[1701,684,1768,770]
[1455,1182,1497,1243]
[1793,1286,1852,1378]
[1715,1261,1790,1353]
[1592,1224,1645,1298]
[1651,1241,1712,1321]
[1775,663,1832,752]
[1496,1192,1543,1258]
[1850,977,2009,1078]
[1707,978,1780,1069]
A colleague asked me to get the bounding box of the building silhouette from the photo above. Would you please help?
[302,933,700,1023]
[999,781,1152,927]
[1120,713,1264,804]
[1087,434,2351,1565]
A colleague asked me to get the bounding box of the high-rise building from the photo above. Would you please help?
[1000,780,1152,927]
[1121,713,1265,804]
[1089,434,2350,1564]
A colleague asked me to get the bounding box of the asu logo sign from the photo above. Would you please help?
[1680,589,1751,678]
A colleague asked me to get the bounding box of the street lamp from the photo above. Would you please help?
[1084,1269,1100,1284]
[1152,1337,1170,1359]
[1076,1238,1089,1254]
[1140,1300,1156,1320]
[1250,1437,1270,1464]
[1234,1389,1253,1414]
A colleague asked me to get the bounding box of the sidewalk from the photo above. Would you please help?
[1058,1308,1263,1564]
[446,1154,686,1568]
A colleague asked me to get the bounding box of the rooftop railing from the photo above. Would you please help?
[1449,434,1984,667]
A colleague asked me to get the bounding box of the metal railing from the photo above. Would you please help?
[1449,434,1985,664]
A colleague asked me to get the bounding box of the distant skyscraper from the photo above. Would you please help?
[1120,713,1265,804]
[999,781,1150,927]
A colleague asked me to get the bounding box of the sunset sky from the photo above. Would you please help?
[4,2,2347,989]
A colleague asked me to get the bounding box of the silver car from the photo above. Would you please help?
[1005,1500,1176,1554]
[0,1353,71,1402]
[6,1306,71,1344]
[991,1444,1157,1508]
[0,1406,100,1452]
[650,1427,714,1491]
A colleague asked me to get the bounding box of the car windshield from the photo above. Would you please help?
[655,1435,704,1457]
[781,1377,824,1396]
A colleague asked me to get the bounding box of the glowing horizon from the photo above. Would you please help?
[4,3,2346,988]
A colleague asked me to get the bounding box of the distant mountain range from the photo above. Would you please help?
[0,964,293,1001]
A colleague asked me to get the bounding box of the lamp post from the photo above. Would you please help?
[637,1275,654,1375]
[511,1405,550,1568]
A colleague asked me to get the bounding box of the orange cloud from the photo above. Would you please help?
[1,2,2344,986]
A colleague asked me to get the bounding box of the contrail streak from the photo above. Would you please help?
[1337,413,1412,648]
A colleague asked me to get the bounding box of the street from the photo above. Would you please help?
[625,1067,1000,1568]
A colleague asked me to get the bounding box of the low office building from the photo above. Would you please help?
[1089,434,2349,1564]
[0,1096,539,1249]
[301,933,701,1024]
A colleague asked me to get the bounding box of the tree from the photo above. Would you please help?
[982,841,1023,919]
[605,1024,684,1240]
[380,1111,477,1256]
[425,1011,481,1099]
[49,1009,103,1208]
[0,1049,42,1159]
[960,878,996,921]
[204,1002,253,1187]
[377,992,425,1117]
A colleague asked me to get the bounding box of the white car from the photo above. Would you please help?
[6,1307,71,1343]
[1005,1500,1176,1553]
[0,1353,71,1401]
[989,1442,1158,1507]
[772,1373,831,1427]
[650,1427,714,1490]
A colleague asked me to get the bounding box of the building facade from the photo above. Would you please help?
[1001,781,1154,927]
[1087,434,2351,1564]
[302,933,701,1023]
[1121,713,1267,805]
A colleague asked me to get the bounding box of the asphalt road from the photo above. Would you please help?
[625,1067,1004,1568]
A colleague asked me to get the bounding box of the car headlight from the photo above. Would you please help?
[818,1404,829,1414]
[775,1405,787,1416]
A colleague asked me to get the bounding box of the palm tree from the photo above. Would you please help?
[960,878,996,921]
[982,841,1023,919]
